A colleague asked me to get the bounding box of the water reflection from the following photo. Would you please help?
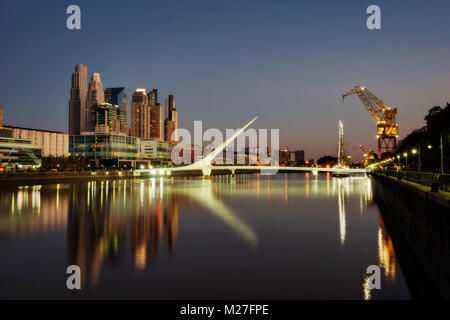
[362,215,398,300]
[334,178,348,246]
[377,216,397,280]
[67,179,183,285]
[0,174,409,299]
[0,184,69,240]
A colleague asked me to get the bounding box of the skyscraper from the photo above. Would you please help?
[164,94,179,142]
[131,89,151,138]
[91,103,127,135]
[105,87,128,133]
[149,89,163,140]
[69,64,88,135]
[86,72,104,132]
[148,88,159,106]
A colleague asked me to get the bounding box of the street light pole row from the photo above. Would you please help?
[370,128,448,173]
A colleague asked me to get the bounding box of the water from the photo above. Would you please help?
[0,173,415,299]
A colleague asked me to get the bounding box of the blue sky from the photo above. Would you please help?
[1,0,450,159]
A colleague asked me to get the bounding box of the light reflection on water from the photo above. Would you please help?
[0,173,411,299]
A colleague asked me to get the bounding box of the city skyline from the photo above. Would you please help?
[2,0,450,159]
[1,0,449,304]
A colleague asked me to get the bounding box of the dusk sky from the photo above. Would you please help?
[1,0,450,159]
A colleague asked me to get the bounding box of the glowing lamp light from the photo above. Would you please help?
[403,153,407,157]
[427,145,432,149]
[411,149,417,154]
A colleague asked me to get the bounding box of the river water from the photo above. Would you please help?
[0,173,418,299]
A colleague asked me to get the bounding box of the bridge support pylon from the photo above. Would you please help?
[312,169,318,178]
[202,168,212,176]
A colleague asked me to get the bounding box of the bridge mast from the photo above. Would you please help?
[338,121,345,166]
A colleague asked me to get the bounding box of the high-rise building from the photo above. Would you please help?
[104,87,128,132]
[131,89,151,139]
[148,88,159,106]
[150,105,163,140]
[290,150,305,164]
[91,103,128,135]
[86,72,104,132]
[164,94,179,142]
[149,89,163,140]
[69,64,88,135]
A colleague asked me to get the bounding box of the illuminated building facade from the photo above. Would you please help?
[0,137,41,169]
[86,72,105,132]
[149,89,163,140]
[104,87,128,132]
[140,139,172,165]
[3,126,69,157]
[91,103,128,135]
[131,89,151,139]
[0,108,69,157]
[164,94,179,142]
[69,134,143,168]
[69,64,88,135]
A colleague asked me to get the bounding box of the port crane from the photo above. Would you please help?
[356,145,375,166]
[342,86,399,159]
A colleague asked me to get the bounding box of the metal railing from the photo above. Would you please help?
[376,170,450,192]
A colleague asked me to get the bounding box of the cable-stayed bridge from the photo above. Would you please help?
[135,117,368,177]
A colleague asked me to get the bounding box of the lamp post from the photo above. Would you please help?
[403,152,408,170]
[418,142,433,172]
[419,145,422,172]
[411,149,417,171]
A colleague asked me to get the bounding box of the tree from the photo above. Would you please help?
[317,155,338,167]
[395,103,450,171]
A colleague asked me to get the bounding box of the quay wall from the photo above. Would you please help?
[372,173,450,298]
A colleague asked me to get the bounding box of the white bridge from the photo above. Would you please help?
[135,117,368,177]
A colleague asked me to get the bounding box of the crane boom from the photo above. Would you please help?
[358,144,371,154]
[342,86,399,159]
[357,144,375,167]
